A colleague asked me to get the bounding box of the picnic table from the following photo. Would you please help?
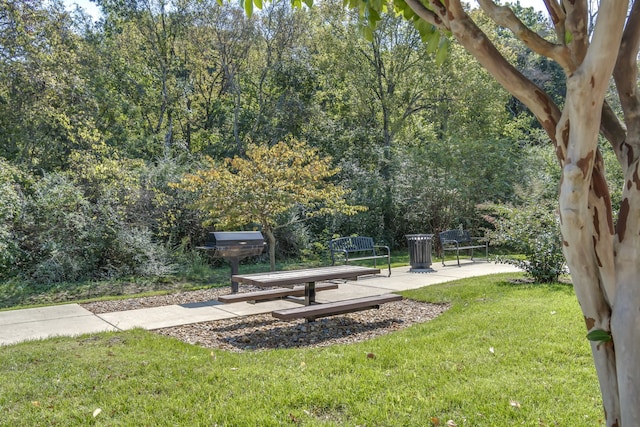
[231,265,380,305]
[230,265,401,321]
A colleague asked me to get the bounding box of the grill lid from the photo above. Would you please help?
[205,231,265,247]
[199,231,266,259]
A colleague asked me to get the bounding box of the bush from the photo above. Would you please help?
[0,160,30,278]
[481,196,567,283]
[110,226,176,278]
[6,166,181,283]
[24,173,100,283]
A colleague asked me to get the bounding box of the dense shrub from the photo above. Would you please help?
[0,160,31,278]
[110,226,176,277]
[22,173,101,283]
[394,139,523,244]
[0,155,202,284]
[481,194,567,283]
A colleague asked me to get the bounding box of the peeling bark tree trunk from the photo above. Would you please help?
[400,0,632,424]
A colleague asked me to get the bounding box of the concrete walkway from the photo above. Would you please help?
[0,261,521,346]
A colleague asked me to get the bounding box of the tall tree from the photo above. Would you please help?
[186,0,256,154]
[96,0,193,158]
[242,0,638,424]
[0,0,100,170]
[311,4,443,243]
[244,0,315,146]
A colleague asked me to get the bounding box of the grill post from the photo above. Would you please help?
[229,258,240,293]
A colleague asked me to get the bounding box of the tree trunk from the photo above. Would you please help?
[264,227,277,271]
[406,1,631,424]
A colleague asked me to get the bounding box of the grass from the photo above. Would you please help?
[0,273,604,426]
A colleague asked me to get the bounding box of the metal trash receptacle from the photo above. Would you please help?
[406,234,434,272]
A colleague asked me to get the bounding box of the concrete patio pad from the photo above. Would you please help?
[359,260,521,291]
[98,303,239,330]
[0,304,117,346]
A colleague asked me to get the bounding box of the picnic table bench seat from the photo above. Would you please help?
[271,293,402,322]
[218,283,339,303]
[330,236,391,276]
[439,229,488,266]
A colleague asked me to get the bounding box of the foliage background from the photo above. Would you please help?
[0,0,623,285]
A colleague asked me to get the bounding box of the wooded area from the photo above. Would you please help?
[1,0,571,284]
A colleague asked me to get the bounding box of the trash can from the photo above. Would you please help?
[406,234,434,272]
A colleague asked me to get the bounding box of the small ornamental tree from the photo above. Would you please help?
[176,138,366,270]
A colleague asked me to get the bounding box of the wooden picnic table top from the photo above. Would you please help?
[231,265,380,288]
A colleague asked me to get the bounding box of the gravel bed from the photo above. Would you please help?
[81,288,449,352]
[81,287,259,314]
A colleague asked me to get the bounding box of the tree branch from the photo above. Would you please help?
[613,0,640,168]
[403,0,448,29]
[430,0,562,146]
[478,0,575,73]
[600,101,628,169]
[564,0,589,64]
[543,0,566,47]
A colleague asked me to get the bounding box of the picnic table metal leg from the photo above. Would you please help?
[229,258,240,293]
[305,281,316,305]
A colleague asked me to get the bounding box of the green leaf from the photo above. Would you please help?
[363,25,374,42]
[245,0,253,17]
[435,38,449,65]
[302,0,313,7]
[367,7,381,25]
[254,0,263,10]
[402,5,415,19]
[586,329,612,343]
[425,27,440,54]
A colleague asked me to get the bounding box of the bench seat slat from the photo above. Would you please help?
[272,293,402,321]
[218,283,338,303]
[346,255,389,261]
[455,245,486,250]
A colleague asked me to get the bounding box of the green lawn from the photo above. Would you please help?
[0,273,603,426]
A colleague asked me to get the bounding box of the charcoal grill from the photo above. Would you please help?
[197,231,266,293]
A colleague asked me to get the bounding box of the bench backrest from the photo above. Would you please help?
[439,229,472,244]
[330,236,375,253]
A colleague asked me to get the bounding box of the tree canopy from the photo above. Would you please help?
[4,0,633,421]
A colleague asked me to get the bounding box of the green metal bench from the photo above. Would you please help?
[329,236,391,276]
[439,229,488,266]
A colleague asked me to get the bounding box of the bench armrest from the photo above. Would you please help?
[373,244,390,255]
[330,248,350,264]
[441,239,460,248]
